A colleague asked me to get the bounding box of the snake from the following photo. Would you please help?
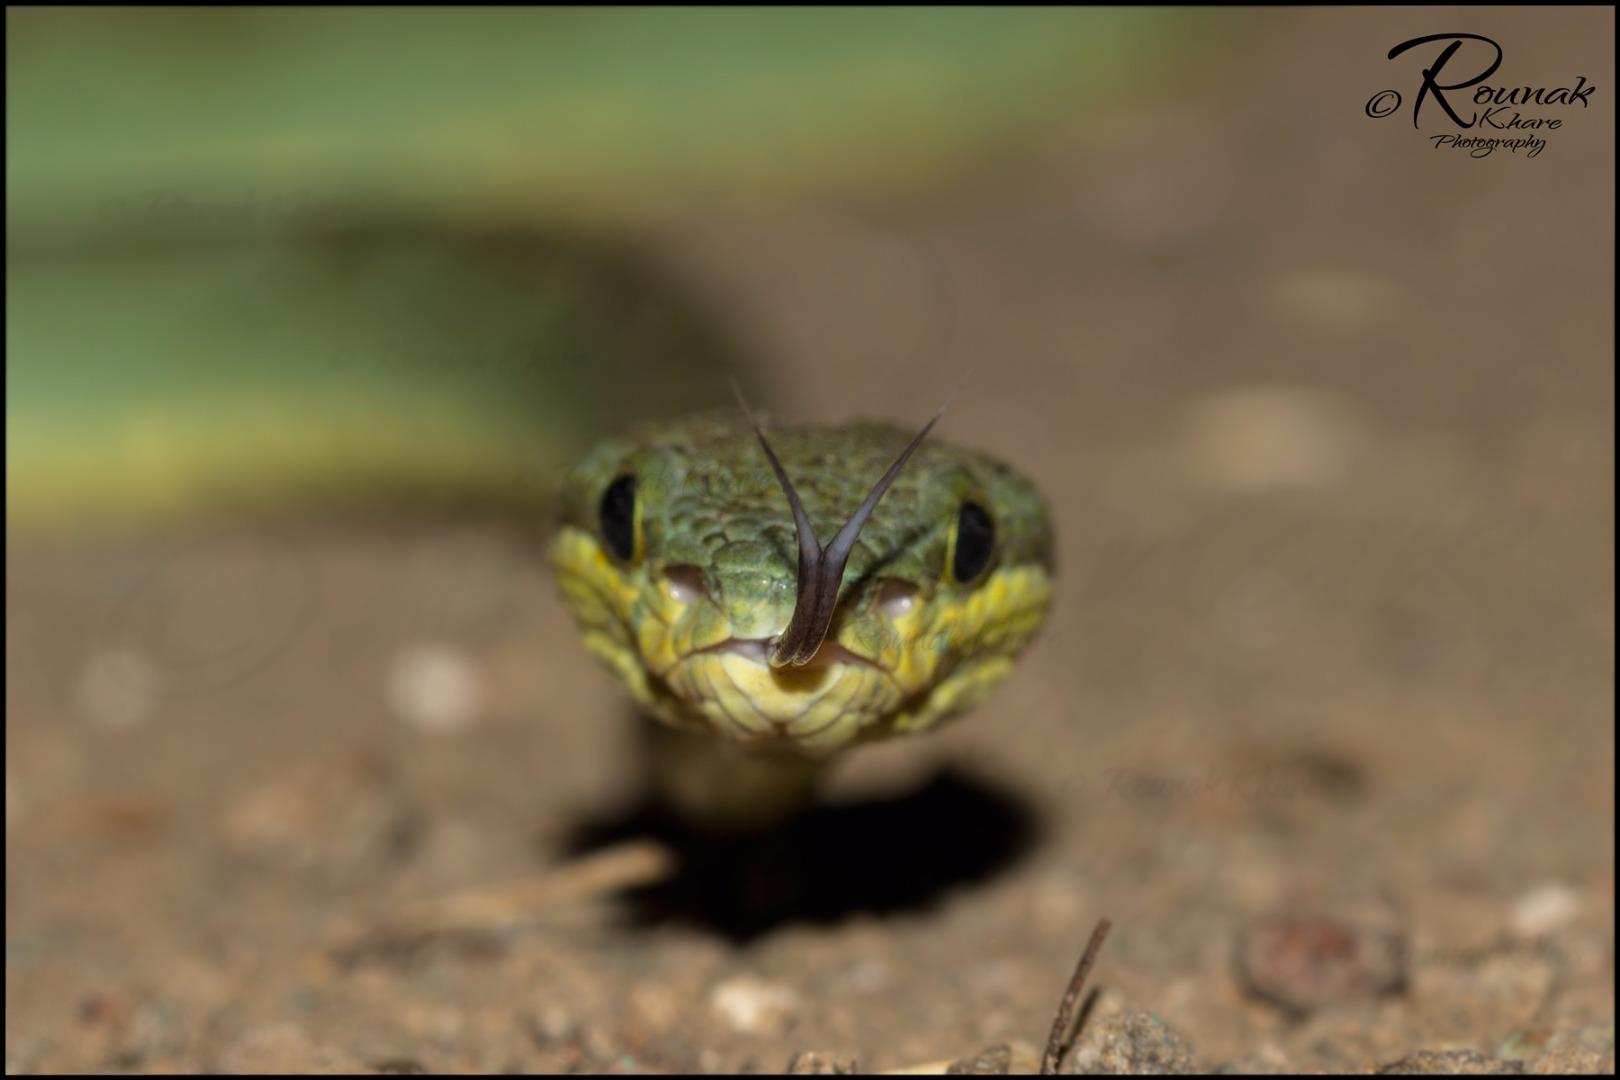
[550,399,1056,828]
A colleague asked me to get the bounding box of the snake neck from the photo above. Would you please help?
[639,716,831,832]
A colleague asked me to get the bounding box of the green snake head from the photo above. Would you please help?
[551,410,1055,755]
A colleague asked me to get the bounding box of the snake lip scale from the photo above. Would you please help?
[687,635,886,673]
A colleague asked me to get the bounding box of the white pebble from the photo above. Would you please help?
[1511,882,1581,938]
[844,959,890,993]
[1186,385,1359,494]
[76,649,159,730]
[386,643,484,735]
[709,974,800,1036]
[530,1001,574,1043]
[1269,270,1401,328]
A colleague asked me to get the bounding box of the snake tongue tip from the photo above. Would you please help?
[769,644,818,668]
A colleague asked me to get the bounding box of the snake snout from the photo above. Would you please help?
[700,549,799,643]
[659,563,709,604]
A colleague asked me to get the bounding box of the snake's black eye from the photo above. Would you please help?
[598,474,638,561]
[950,500,995,584]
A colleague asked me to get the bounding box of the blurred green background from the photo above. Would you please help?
[7,7,1198,529]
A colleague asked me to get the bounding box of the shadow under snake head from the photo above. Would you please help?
[551,404,1055,758]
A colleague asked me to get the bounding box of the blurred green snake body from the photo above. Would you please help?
[551,408,1055,818]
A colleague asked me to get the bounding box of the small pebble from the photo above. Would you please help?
[221,756,422,879]
[786,1049,859,1074]
[709,974,799,1037]
[1064,1011,1200,1074]
[1376,1049,1522,1074]
[843,959,889,993]
[1269,269,1401,329]
[385,643,484,735]
[1185,385,1359,495]
[1524,1025,1614,1075]
[1236,904,1406,1015]
[628,981,680,1036]
[215,1022,364,1073]
[76,649,159,731]
[947,1043,1011,1075]
[527,1002,575,1046]
[1412,947,1561,1039]
[1498,1028,1555,1061]
[1214,1041,1297,1074]
[1509,882,1580,939]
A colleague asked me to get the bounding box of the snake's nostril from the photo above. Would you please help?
[875,578,919,618]
[661,564,709,604]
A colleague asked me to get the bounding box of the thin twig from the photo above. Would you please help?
[328,837,678,957]
[1040,917,1113,1075]
[410,838,677,933]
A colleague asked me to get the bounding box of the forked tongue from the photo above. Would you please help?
[731,382,943,669]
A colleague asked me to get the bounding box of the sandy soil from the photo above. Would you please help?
[6,10,1614,1074]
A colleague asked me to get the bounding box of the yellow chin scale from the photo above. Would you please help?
[551,523,1054,753]
[668,653,902,751]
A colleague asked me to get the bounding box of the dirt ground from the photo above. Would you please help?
[6,10,1614,1075]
